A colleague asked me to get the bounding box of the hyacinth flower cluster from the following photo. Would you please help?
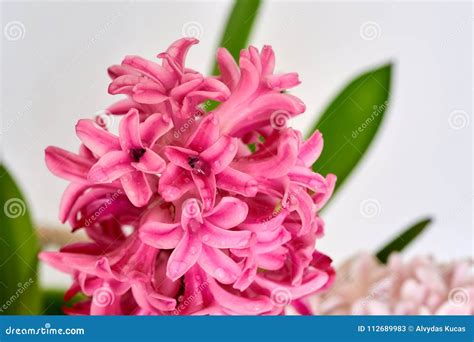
[41,38,336,315]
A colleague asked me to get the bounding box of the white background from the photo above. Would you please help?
[1,1,472,286]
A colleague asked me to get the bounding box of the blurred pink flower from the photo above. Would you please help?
[41,38,336,315]
[299,253,473,315]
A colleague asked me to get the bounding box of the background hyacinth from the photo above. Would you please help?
[301,253,473,316]
[40,38,336,315]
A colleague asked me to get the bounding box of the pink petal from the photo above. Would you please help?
[216,48,240,90]
[132,81,169,105]
[108,75,143,95]
[158,164,194,201]
[205,197,248,229]
[140,222,182,249]
[164,146,196,170]
[265,72,300,90]
[119,109,143,151]
[75,119,120,157]
[191,171,216,210]
[186,114,220,152]
[107,98,144,115]
[140,113,173,147]
[208,279,273,315]
[216,167,258,197]
[58,183,89,223]
[166,231,202,281]
[45,146,93,183]
[169,78,203,101]
[88,151,134,183]
[197,245,241,284]
[299,130,324,167]
[199,222,254,249]
[120,171,152,207]
[200,136,238,174]
[289,166,326,192]
[122,55,173,88]
[162,38,198,71]
[132,149,166,173]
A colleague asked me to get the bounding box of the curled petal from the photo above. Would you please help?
[132,81,168,104]
[186,114,220,152]
[89,151,133,183]
[216,167,258,197]
[120,171,152,207]
[45,146,93,183]
[191,171,216,211]
[299,130,323,167]
[198,245,241,284]
[164,146,196,170]
[132,149,166,174]
[199,222,254,249]
[140,222,182,250]
[75,119,120,157]
[158,164,194,201]
[119,109,143,151]
[205,197,248,229]
[201,136,237,173]
[166,231,202,281]
[216,48,240,90]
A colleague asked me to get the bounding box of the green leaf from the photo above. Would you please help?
[310,64,392,197]
[42,289,66,315]
[211,0,262,75]
[0,164,41,314]
[376,217,432,264]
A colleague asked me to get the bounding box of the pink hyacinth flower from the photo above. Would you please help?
[41,38,336,315]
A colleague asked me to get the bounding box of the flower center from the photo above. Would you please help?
[188,156,210,175]
[130,148,146,162]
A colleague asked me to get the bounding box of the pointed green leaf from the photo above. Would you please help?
[0,164,41,314]
[376,217,432,264]
[310,64,392,197]
[211,0,261,75]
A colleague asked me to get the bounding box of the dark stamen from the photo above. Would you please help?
[188,156,199,169]
[130,148,146,162]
